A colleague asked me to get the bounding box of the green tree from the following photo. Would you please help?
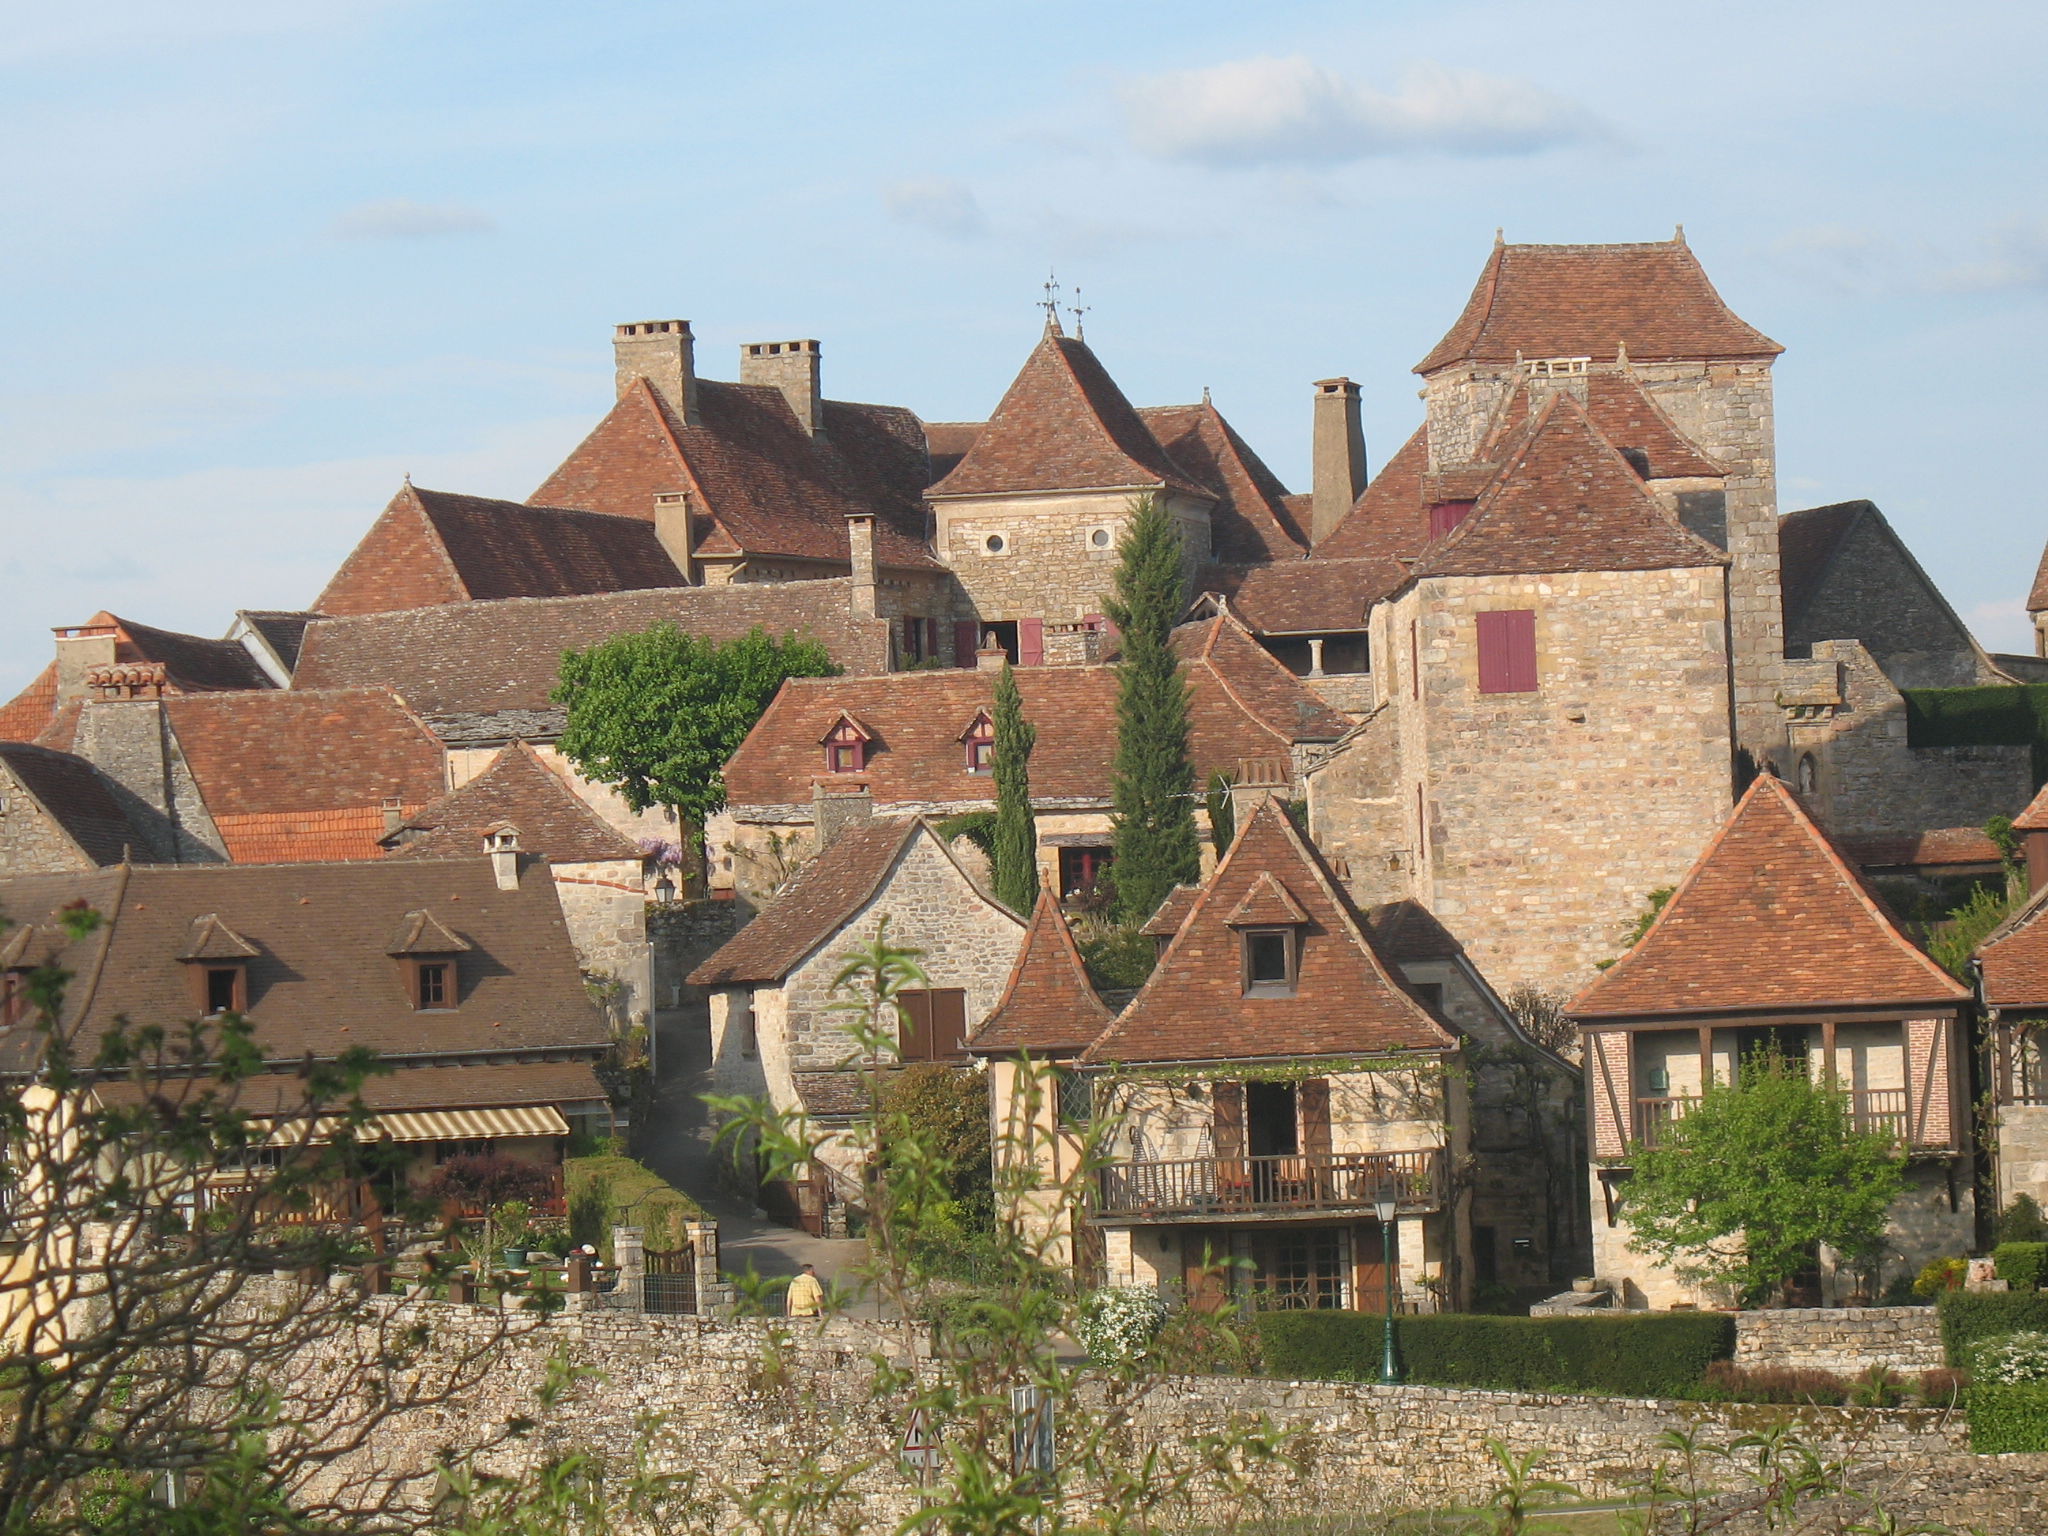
[1204,770,1236,858]
[1622,1051,1908,1304]
[1105,495,1201,924]
[553,623,837,825]
[989,661,1039,912]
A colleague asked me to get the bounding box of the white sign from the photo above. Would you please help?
[900,1406,943,1478]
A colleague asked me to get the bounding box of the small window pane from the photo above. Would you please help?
[1056,1068,1093,1126]
[418,963,448,1008]
[1246,932,1290,985]
[206,968,238,1014]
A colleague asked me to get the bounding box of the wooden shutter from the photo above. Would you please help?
[931,989,968,1059]
[1212,1081,1245,1168]
[925,618,940,660]
[954,621,981,668]
[1428,501,1473,540]
[1018,618,1044,667]
[1477,610,1538,694]
[1297,1077,1332,1158]
[899,989,934,1060]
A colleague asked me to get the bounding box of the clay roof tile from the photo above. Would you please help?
[969,891,1112,1056]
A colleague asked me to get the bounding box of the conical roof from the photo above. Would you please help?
[969,891,1112,1056]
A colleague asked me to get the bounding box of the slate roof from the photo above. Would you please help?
[106,616,275,693]
[236,611,316,672]
[1408,396,1727,580]
[1362,900,1466,965]
[2031,537,2048,615]
[1978,884,2048,1009]
[1081,801,1457,1064]
[387,742,640,865]
[969,891,1112,1056]
[1839,828,2005,871]
[530,378,937,571]
[0,742,138,866]
[1416,238,1782,374]
[0,859,607,1074]
[293,581,891,719]
[929,328,1210,501]
[923,422,982,482]
[722,618,1348,811]
[686,818,926,986]
[1572,775,1968,1019]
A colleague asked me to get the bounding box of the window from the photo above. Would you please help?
[898,988,969,1061]
[1059,846,1113,901]
[0,970,26,1027]
[1242,929,1296,996]
[435,1138,494,1164]
[204,967,241,1015]
[1476,610,1538,694]
[1055,1067,1093,1126]
[1410,981,1445,1015]
[982,532,1010,556]
[961,711,995,773]
[1428,501,1474,540]
[822,717,869,774]
[901,616,931,664]
[416,962,449,1009]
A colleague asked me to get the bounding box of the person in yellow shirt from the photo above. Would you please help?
[785,1262,825,1318]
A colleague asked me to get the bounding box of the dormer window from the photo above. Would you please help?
[416,962,450,1009]
[960,710,995,773]
[387,909,473,1013]
[203,966,244,1016]
[1242,930,1297,997]
[175,913,260,1018]
[821,715,872,774]
[1,969,30,1028]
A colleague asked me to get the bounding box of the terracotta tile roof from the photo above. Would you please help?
[929,329,1210,501]
[1978,883,2048,1008]
[2015,784,2048,833]
[210,808,411,865]
[722,619,1346,811]
[0,664,58,742]
[1197,559,1387,634]
[0,859,607,1070]
[1572,775,1968,1019]
[1840,827,2005,871]
[923,422,982,482]
[1140,885,1200,939]
[1228,870,1311,926]
[293,581,890,718]
[0,742,138,866]
[687,818,925,986]
[1477,373,1722,482]
[1362,900,1465,964]
[969,891,1112,1056]
[315,484,687,617]
[1082,801,1457,1064]
[2031,537,2048,615]
[236,612,316,673]
[1311,424,1431,566]
[1409,396,1727,579]
[531,379,937,571]
[1139,403,1306,562]
[343,1058,609,1112]
[388,742,640,865]
[1416,238,1782,374]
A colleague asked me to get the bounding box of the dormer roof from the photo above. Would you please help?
[822,712,875,743]
[175,913,261,962]
[1140,885,1200,939]
[969,891,1112,1056]
[2013,783,2048,833]
[385,742,640,866]
[1227,871,1310,927]
[386,909,473,957]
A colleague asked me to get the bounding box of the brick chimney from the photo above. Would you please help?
[1310,378,1366,547]
[846,513,878,618]
[654,491,696,584]
[812,779,873,848]
[614,320,700,426]
[740,339,823,437]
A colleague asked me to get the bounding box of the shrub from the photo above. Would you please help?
[1253,1310,1735,1398]
[1913,1255,1967,1297]
[1938,1290,2048,1364]
[1967,1382,2048,1453]
[565,1153,701,1259]
[1916,1367,1970,1405]
[1970,1330,2048,1384]
[1848,1364,1907,1408]
[1077,926,1157,991]
[1994,1242,2048,1292]
[419,1154,558,1211]
[1074,1288,1168,1368]
[1701,1360,1849,1405]
[1997,1193,2048,1246]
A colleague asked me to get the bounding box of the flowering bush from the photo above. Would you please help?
[1971,1330,2048,1384]
[1074,1287,1167,1368]
[637,837,686,868]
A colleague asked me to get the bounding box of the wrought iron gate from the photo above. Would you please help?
[642,1245,698,1314]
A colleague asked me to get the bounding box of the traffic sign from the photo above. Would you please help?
[900,1406,943,1482]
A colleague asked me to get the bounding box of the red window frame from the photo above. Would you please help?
[823,720,868,773]
[1428,500,1475,540]
[1476,610,1538,694]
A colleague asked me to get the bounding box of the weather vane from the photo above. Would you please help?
[1040,270,1062,330]
[1066,285,1090,340]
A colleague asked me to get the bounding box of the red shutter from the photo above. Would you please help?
[954,621,980,668]
[1428,501,1474,540]
[1018,618,1044,667]
[1297,1078,1332,1158]
[1477,610,1538,694]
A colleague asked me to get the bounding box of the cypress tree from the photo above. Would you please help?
[1106,495,1201,924]
[989,661,1039,912]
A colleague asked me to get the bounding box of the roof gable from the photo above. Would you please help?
[1416,238,1783,374]
[969,891,1113,1055]
[1573,775,1968,1018]
[386,742,640,865]
[1978,882,2048,1008]
[1139,402,1305,561]
[1082,800,1456,1064]
[176,913,261,961]
[0,742,138,867]
[1779,500,1984,674]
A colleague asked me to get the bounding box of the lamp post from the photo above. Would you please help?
[654,870,677,905]
[1374,1193,1399,1385]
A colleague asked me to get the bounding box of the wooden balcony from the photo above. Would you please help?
[1095,1148,1445,1223]
[1635,1089,1909,1149]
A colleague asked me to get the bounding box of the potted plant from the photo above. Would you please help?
[493,1199,534,1269]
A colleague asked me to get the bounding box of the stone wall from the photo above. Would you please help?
[932,488,1211,625]
[0,759,96,875]
[551,859,652,1033]
[69,698,226,862]
[288,1300,2048,1530]
[1998,1100,2048,1213]
[1731,1306,1945,1374]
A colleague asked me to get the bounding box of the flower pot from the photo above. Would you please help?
[1571,1277,1598,1294]
[502,1248,527,1269]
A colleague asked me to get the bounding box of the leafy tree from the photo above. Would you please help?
[989,662,1039,912]
[1105,495,1201,924]
[1621,1051,1908,1305]
[554,623,838,825]
[1204,770,1236,857]
[1929,879,2020,978]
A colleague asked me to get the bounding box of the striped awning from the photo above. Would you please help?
[371,1105,569,1142]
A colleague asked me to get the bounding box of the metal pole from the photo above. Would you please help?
[1376,1196,1399,1385]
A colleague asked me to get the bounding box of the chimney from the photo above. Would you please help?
[613,320,700,426]
[1042,621,1105,667]
[811,780,873,849]
[846,513,878,618]
[485,825,521,890]
[1231,758,1293,825]
[1310,378,1367,547]
[52,621,119,706]
[976,634,1008,672]
[740,339,823,437]
[654,492,697,584]
[381,797,404,837]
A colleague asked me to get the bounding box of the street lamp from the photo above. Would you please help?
[1374,1192,1400,1385]
[653,871,677,905]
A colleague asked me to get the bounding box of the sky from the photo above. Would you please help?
[3,0,2046,693]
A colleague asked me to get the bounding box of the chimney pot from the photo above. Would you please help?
[1310,376,1367,548]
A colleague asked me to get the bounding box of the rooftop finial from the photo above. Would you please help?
[1673,222,1687,244]
[1066,284,1090,340]
[1494,226,1505,247]
[1040,270,1064,336]
[1202,385,1212,405]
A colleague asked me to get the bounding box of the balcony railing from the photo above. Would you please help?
[1636,1089,1909,1149]
[1096,1148,1444,1221]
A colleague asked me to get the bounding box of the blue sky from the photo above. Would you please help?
[3,0,2045,691]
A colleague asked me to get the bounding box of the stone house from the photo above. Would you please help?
[1973,783,2048,1222]
[1307,394,1736,995]
[382,740,654,1036]
[0,610,281,744]
[1571,775,1974,1310]
[0,854,615,1208]
[711,615,1352,904]
[687,816,1026,1226]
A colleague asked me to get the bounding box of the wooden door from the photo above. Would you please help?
[1181,1228,1233,1313]
[1212,1082,1246,1197]
[1353,1222,1392,1313]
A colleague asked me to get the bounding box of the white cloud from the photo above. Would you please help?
[1941,222,2048,294]
[882,179,986,239]
[1119,56,1606,166]
[329,198,497,240]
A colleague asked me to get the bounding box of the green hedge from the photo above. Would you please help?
[1967,1383,2048,1453]
[1938,1291,2048,1364]
[1994,1243,2048,1292]
[1254,1310,1735,1398]
[1902,685,2048,784]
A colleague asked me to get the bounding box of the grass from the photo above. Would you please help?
[565,1152,702,1259]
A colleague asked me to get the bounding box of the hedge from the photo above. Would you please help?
[1994,1242,2048,1292]
[1967,1383,2048,1454]
[1902,685,2048,784]
[1938,1291,2048,1364]
[1254,1310,1735,1398]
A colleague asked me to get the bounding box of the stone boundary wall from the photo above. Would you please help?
[1732,1306,1946,1375]
[289,1297,2011,1527]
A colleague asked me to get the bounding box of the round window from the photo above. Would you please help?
[1090,528,1111,548]
[984,533,1006,555]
